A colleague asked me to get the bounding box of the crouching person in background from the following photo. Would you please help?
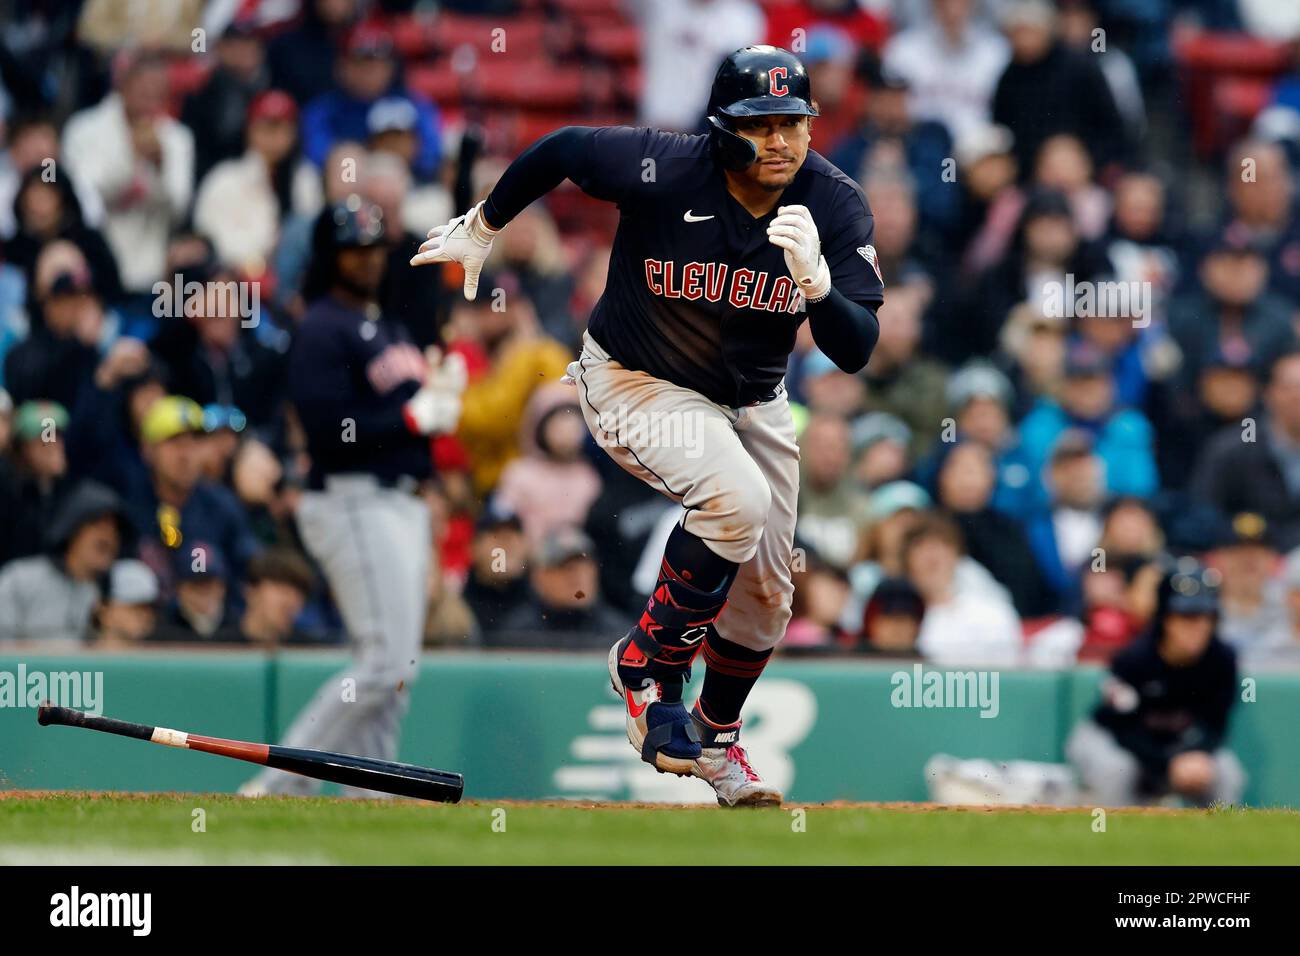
[1067,561,1246,807]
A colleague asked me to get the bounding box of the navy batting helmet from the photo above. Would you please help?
[1155,560,1222,619]
[707,46,818,171]
[303,196,388,300]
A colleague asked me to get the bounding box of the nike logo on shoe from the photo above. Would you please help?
[625,688,649,718]
[683,211,714,222]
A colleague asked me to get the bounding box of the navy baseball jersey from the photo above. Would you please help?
[575,127,884,407]
[289,295,431,488]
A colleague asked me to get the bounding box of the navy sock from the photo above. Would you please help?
[698,628,773,727]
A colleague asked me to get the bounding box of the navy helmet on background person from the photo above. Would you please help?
[1153,559,1222,622]
[302,196,389,301]
[707,46,819,171]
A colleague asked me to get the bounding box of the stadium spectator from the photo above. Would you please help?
[829,58,955,239]
[882,0,1010,142]
[933,439,1056,617]
[1057,0,1146,146]
[904,511,1022,665]
[1168,231,1295,399]
[6,166,124,303]
[634,0,764,131]
[1076,552,1163,663]
[462,506,531,635]
[840,480,1014,634]
[194,89,322,274]
[301,23,442,181]
[1218,139,1300,302]
[149,262,288,428]
[956,189,1108,365]
[1033,133,1111,242]
[1067,563,1245,806]
[797,25,862,156]
[849,411,913,491]
[583,458,678,617]
[0,114,105,241]
[153,541,233,641]
[447,271,571,496]
[65,343,164,497]
[94,559,161,649]
[992,0,1128,176]
[1213,512,1288,652]
[127,396,260,599]
[1102,169,1179,309]
[995,302,1068,419]
[76,0,203,54]
[1241,546,1300,668]
[859,274,949,457]
[1022,429,1106,610]
[0,481,128,643]
[211,547,318,646]
[364,97,452,234]
[1190,349,1300,552]
[489,208,578,347]
[197,404,247,484]
[3,243,103,409]
[785,550,853,651]
[949,122,1021,274]
[182,18,272,182]
[925,359,1036,516]
[61,51,195,294]
[858,576,925,657]
[1098,495,1165,559]
[1019,340,1158,506]
[267,0,361,105]
[797,413,871,570]
[0,399,72,566]
[493,384,602,547]
[360,150,446,349]
[492,527,625,646]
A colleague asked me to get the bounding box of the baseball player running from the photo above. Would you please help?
[414,46,884,806]
[243,198,465,796]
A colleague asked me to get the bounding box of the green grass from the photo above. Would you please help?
[2,794,1298,865]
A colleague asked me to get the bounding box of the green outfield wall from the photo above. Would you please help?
[2,651,1296,806]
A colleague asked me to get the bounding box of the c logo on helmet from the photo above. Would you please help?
[769,67,789,96]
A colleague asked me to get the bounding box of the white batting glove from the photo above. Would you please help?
[409,201,499,301]
[766,204,831,302]
[403,348,468,436]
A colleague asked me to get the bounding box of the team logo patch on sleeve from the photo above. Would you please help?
[858,244,883,284]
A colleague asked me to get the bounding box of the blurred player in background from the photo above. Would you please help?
[1067,561,1246,806]
[242,198,465,796]
[414,46,883,805]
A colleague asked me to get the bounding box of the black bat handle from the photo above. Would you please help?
[37,703,155,741]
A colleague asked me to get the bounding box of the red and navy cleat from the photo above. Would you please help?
[607,633,701,775]
[689,703,783,807]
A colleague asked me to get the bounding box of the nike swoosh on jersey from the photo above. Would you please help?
[683,211,715,222]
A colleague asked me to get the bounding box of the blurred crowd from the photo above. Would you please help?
[1,0,1300,682]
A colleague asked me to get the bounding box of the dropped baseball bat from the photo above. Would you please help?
[37,703,463,803]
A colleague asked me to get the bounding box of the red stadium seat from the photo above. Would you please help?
[1172,27,1293,158]
[391,14,436,59]
[431,12,549,57]
[584,23,640,63]
[406,63,464,106]
[476,59,588,109]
